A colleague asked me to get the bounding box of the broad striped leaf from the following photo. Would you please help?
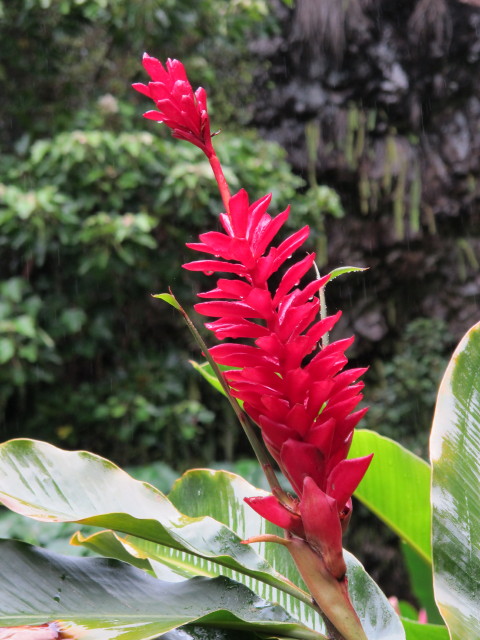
[430,321,480,639]
[0,539,319,640]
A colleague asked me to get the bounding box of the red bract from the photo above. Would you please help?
[133,54,213,155]
[184,188,372,579]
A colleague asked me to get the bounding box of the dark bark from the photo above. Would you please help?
[251,0,480,359]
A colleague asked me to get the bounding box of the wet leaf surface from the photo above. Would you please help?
[0,442,405,639]
[0,539,320,640]
[430,321,480,639]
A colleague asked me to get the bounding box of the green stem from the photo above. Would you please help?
[313,261,329,348]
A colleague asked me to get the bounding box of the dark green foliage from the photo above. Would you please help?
[0,0,342,467]
[363,317,454,457]
[0,0,278,147]
[1,126,341,466]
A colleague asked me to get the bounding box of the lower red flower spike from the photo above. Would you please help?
[184,188,373,577]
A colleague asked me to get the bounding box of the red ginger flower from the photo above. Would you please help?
[133,54,213,156]
[184,188,373,580]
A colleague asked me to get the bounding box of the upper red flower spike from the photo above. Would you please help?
[133,54,214,156]
[184,188,373,579]
[138,53,371,633]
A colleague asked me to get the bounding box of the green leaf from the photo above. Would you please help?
[349,430,431,563]
[398,601,419,621]
[153,292,181,310]
[430,321,480,639]
[190,360,228,396]
[327,266,368,281]
[71,529,211,583]
[343,550,405,640]
[11,314,36,338]
[0,337,15,364]
[0,539,319,640]
[71,529,154,573]
[401,543,442,624]
[76,471,406,639]
[103,533,220,582]
[0,439,311,608]
[59,308,87,333]
[0,440,404,639]
[400,619,449,640]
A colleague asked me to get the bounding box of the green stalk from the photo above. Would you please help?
[313,261,329,348]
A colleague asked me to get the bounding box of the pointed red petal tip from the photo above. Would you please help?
[327,454,374,513]
[244,495,304,537]
[132,82,150,97]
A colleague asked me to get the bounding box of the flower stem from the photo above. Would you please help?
[313,260,329,348]
[286,536,368,640]
[207,150,231,216]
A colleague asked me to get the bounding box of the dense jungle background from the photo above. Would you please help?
[1,0,479,605]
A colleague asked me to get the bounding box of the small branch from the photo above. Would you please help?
[242,534,290,546]
[313,261,329,348]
